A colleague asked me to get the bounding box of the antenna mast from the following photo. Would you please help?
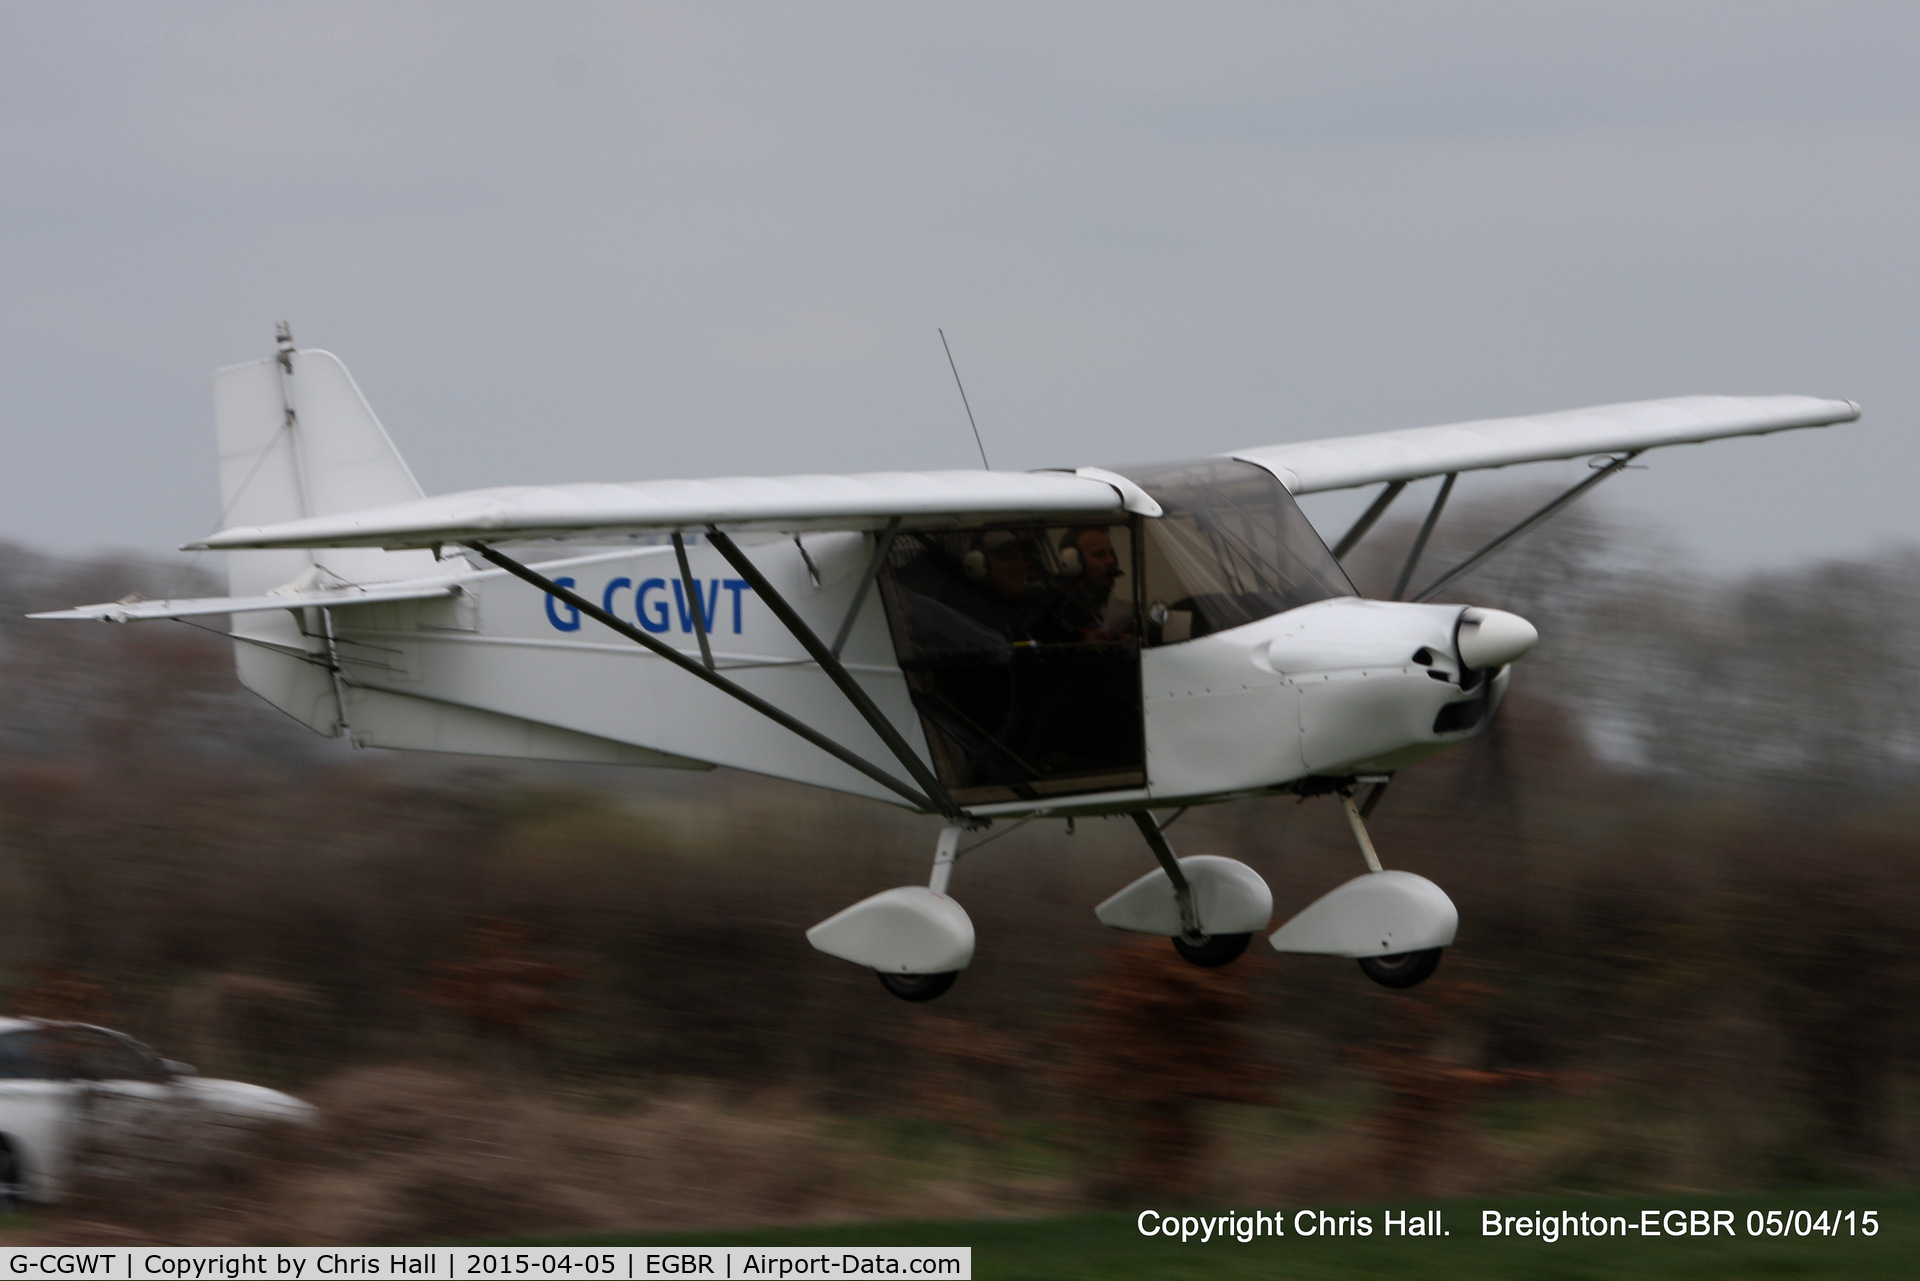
[938,328,990,470]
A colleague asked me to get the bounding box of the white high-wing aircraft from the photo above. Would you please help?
[37,330,1859,1001]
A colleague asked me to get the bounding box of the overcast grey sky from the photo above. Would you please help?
[3,2,1916,571]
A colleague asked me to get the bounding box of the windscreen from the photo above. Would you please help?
[1118,458,1354,643]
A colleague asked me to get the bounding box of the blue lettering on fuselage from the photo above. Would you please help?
[547,577,752,635]
[672,578,720,634]
[637,577,671,632]
[545,577,582,631]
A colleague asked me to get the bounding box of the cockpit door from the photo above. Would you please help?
[877,523,1146,805]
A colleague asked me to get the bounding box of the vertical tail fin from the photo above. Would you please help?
[212,331,441,737]
[212,337,439,595]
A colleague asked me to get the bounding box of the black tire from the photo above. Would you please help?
[0,1143,22,1215]
[1171,932,1252,968]
[877,971,958,1002]
[1358,947,1443,989]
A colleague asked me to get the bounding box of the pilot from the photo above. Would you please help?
[1053,526,1129,640]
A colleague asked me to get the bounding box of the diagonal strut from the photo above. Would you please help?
[1410,453,1639,603]
[704,527,961,819]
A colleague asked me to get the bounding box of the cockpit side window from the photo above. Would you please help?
[1117,458,1355,644]
[877,524,1146,804]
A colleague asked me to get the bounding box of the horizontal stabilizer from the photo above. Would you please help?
[31,580,459,624]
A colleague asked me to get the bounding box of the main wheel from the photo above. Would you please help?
[1171,932,1252,968]
[877,970,958,1002]
[1357,947,1443,989]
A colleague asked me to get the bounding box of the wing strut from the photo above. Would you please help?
[670,532,715,670]
[1331,481,1407,560]
[1409,452,1639,603]
[831,517,901,659]
[467,542,957,818]
[704,527,962,819]
[1391,474,1457,600]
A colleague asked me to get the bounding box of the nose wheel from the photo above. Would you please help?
[1340,788,1445,990]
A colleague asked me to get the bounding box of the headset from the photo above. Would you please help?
[964,529,1103,581]
[963,530,1022,581]
[1057,528,1094,576]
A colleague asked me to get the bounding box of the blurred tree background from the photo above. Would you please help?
[1,496,1917,1241]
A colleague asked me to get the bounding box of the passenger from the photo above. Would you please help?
[887,530,1044,656]
[965,530,1050,640]
[1053,526,1131,640]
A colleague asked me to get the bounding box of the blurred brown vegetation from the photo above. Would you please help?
[30,1069,1064,1245]
[2,500,1919,1242]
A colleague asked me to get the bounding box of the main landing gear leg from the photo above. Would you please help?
[1340,791,1443,989]
[1341,795,1385,873]
[1131,813,1252,968]
[928,823,960,895]
[807,823,975,1004]
[873,824,967,1003]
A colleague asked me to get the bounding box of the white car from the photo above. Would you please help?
[0,1017,316,1207]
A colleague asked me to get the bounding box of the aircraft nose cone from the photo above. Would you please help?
[1456,607,1538,670]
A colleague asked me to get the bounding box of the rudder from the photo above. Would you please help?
[213,334,440,595]
[211,330,440,735]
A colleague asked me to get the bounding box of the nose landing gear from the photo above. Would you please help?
[1267,784,1456,989]
[1339,793,1445,988]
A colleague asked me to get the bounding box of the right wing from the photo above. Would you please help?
[1231,394,1860,494]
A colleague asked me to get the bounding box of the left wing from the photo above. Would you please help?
[1232,394,1859,494]
[189,468,1151,553]
[183,394,1857,555]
